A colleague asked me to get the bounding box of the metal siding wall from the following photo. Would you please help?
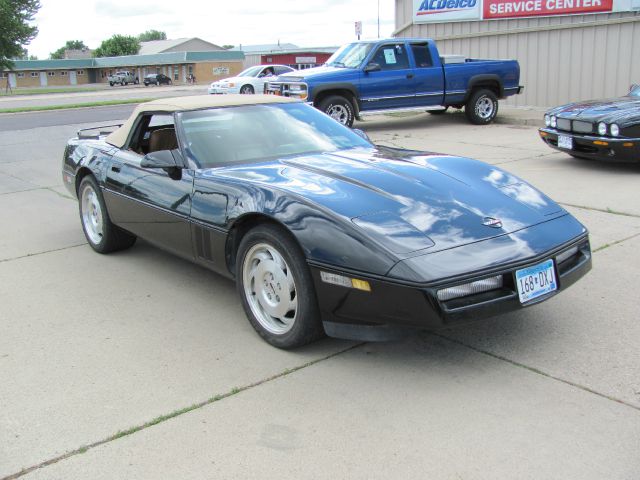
[395,1,639,107]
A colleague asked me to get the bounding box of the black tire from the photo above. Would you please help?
[318,95,355,127]
[465,88,499,125]
[109,82,114,87]
[78,176,136,254]
[236,224,324,349]
[428,107,449,115]
[123,81,128,86]
[240,84,255,94]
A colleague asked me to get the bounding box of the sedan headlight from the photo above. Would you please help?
[610,124,620,137]
[550,116,557,128]
[598,122,607,136]
[544,114,551,127]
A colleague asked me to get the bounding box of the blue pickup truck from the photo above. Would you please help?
[265,39,523,127]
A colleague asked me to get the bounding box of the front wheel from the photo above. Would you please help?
[465,89,499,125]
[318,95,355,127]
[78,176,136,254]
[109,82,114,87]
[240,84,254,94]
[236,224,324,349]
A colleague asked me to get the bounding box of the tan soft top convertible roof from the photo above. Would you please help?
[105,94,299,148]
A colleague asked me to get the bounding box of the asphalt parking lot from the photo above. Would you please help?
[1,107,639,479]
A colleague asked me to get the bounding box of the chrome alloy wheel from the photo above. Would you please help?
[326,104,349,124]
[475,96,495,120]
[242,243,298,335]
[81,184,104,245]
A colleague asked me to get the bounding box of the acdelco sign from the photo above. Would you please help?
[413,0,482,22]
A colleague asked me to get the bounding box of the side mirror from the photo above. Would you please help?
[630,84,639,93]
[141,149,183,169]
[364,63,381,73]
[352,128,372,143]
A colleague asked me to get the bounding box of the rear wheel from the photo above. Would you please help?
[465,89,499,125]
[78,176,136,254]
[109,82,114,87]
[236,224,324,348]
[318,95,355,127]
[240,84,254,94]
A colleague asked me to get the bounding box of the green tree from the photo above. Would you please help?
[0,0,41,70]
[138,30,167,42]
[50,40,88,59]
[222,45,235,50]
[93,35,140,57]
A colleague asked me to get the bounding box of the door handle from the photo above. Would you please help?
[406,73,415,79]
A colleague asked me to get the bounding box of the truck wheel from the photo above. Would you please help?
[465,89,498,125]
[318,95,355,127]
[109,82,114,87]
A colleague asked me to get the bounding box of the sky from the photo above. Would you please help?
[27,0,396,59]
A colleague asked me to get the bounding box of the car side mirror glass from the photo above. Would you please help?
[141,149,183,169]
[364,63,381,73]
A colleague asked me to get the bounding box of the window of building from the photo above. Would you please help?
[18,73,25,78]
[0,72,7,78]
[77,70,85,75]
[31,72,38,77]
[60,71,68,76]
[48,71,55,76]
[174,66,179,81]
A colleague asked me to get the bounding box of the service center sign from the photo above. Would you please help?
[414,0,482,22]
[484,0,613,18]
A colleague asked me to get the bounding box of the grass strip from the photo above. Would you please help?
[3,342,365,480]
[0,87,106,96]
[0,98,154,114]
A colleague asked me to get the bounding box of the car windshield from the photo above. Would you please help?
[178,103,372,168]
[325,43,374,68]
[629,84,640,97]
[237,66,263,78]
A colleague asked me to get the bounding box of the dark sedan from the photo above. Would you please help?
[143,73,172,86]
[62,95,591,348]
[539,85,640,163]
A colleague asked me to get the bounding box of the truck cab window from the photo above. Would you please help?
[371,44,409,70]
[411,44,433,68]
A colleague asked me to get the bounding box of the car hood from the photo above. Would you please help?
[217,146,566,255]
[276,65,351,82]
[547,95,640,126]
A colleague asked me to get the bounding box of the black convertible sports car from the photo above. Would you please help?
[62,95,592,348]
[539,84,640,163]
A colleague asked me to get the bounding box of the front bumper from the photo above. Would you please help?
[311,235,591,341]
[539,128,640,163]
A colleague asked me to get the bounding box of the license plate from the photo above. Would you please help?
[558,135,573,150]
[515,259,557,303]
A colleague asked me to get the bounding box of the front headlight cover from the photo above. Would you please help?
[544,114,551,127]
[610,124,620,137]
[550,116,557,128]
[598,122,607,136]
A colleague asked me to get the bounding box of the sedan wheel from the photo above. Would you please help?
[78,176,136,253]
[240,84,254,94]
[237,224,324,348]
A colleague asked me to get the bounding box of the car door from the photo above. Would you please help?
[103,113,195,260]
[359,42,416,111]
[410,42,445,107]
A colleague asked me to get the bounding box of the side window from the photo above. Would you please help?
[370,44,410,71]
[275,66,293,75]
[129,114,176,154]
[411,44,433,68]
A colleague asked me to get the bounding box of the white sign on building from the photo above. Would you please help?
[413,0,482,23]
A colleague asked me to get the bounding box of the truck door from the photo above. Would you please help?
[359,42,416,111]
[410,43,444,107]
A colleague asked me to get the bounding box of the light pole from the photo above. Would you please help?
[378,0,380,38]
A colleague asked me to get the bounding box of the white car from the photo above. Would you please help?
[208,65,295,95]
